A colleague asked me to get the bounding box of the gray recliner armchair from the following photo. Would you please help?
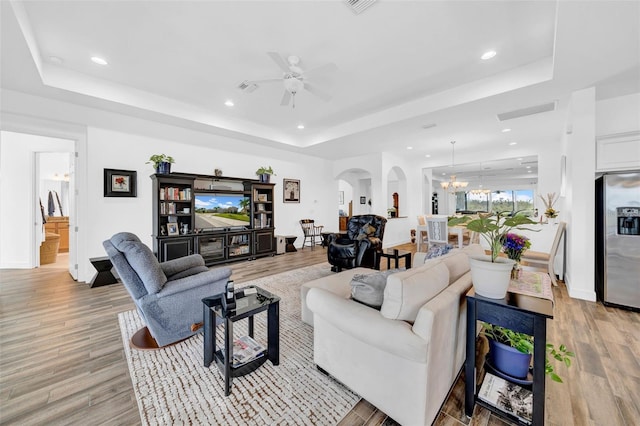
[103,232,232,348]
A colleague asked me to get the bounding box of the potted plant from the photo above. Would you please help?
[147,154,174,174]
[502,233,531,279]
[482,322,574,383]
[387,207,396,218]
[448,212,537,298]
[255,166,275,183]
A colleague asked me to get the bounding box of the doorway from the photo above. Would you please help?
[0,130,77,279]
[38,152,73,271]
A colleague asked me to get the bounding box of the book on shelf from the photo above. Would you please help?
[229,336,266,367]
[478,372,532,425]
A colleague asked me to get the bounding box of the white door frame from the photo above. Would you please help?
[1,112,88,281]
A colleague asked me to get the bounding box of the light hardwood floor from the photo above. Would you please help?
[1,244,638,425]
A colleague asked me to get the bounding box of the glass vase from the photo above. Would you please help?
[511,261,522,280]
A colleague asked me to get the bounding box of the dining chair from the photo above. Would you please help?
[299,219,324,249]
[520,221,566,286]
[424,216,449,247]
[416,215,429,251]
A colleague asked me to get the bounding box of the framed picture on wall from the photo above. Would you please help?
[360,196,366,204]
[104,168,137,197]
[283,178,300,203]
[338,191,344,205]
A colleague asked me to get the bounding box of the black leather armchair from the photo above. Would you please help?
[327,215,387,272]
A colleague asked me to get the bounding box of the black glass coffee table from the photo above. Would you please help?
[202,285,280,396]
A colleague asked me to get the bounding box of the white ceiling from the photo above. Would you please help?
[1,0,639,174]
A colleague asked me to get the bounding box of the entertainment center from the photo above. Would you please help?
[151,172,275,265]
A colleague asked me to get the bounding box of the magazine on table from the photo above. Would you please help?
[230,336,266,367]
[478,372,532,424]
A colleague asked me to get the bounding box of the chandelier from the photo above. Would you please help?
[470,164,490,194]
[440,141,468,193]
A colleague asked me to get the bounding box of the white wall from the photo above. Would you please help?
[0,131,74,268]
[596,93,640,136]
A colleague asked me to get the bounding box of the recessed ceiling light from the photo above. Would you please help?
[481,50,497,60]
[502,128,511,133]
[442,173,446,176]
[517,158,523,161]
[509,142,517,146]
[224,100,234,107]
[425,154,431,158]
[528,170,532,173]
[526,166,531,169]
[407,146,413,150]
[91,56,108,65]
[297,124,305,130]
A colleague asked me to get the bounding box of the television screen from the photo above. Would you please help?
[194,193,250,230]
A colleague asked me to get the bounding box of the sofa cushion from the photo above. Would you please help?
[117,239,167,294]
[381,262,449,322]
[350,269,403,309]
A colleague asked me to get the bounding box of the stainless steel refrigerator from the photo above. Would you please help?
[595,172,640,311]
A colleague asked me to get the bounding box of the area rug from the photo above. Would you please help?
[118,263,360,425]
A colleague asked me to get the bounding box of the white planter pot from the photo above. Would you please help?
[469,255,515,299]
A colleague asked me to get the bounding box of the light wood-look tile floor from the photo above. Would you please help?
[1,243,639,425]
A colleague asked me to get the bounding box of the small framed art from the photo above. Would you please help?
[166,223,179,236]
[104,169,137,197]
[283,178,300,203]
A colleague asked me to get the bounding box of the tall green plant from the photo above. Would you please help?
[448,212,538,262]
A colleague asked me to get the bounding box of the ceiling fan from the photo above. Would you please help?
[241,52,337,108]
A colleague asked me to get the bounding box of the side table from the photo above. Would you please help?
[202,286,280,396]
[284,235,297,252]
[465,285,553,425]
[379,248,412,270]
[89,256,119,287]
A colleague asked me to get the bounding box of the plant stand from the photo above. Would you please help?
[465,286,553,425]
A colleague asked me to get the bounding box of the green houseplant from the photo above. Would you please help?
[448,212,538,298]
[255,166,275,183]
[482,322,574,383]
[147,154,175,174]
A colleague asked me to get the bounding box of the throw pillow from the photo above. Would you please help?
[424,244,454,261]
[350,269,402,309]
[356,223,377,241]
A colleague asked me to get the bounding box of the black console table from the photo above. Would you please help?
[465,286,553,425]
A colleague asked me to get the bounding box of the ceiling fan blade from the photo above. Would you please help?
[267,52,291,73]
[246,78,281,84]
[303,82,332,102]
[280,90,292,106]
[303,62,338,78]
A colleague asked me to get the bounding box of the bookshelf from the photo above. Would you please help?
[151,173,276,264]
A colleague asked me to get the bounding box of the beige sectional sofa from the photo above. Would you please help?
[303,244,484,426]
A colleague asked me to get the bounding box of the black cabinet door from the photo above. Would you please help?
[159,237,193,262]
[255,230,274,254]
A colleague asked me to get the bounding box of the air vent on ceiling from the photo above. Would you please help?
[237,80,258,93]
[345,0,377,15]
[497,101,557,121]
